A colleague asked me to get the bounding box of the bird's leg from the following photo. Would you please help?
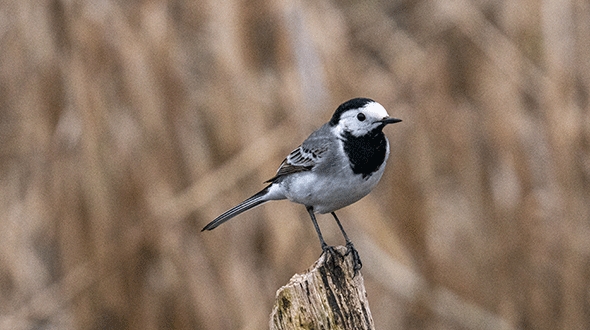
[331,212,362,273]
[306,206,327,249]
[306,206,337,266]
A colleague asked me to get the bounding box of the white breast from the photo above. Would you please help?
[278,147,388,213]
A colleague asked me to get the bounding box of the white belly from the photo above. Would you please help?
[280,164,386,213]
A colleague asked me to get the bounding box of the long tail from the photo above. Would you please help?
[201,186,271,231]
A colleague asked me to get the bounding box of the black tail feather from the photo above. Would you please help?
[201,187,270,231]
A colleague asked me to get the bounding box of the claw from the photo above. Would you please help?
[345,242,362,274]
[321,244,362,276]
[321,245,338,269]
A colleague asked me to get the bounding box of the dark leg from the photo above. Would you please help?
[331,212,362,272]
[306,206,327,250]
[306,206,337,265]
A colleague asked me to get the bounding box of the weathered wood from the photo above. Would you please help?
[270,246,375,330]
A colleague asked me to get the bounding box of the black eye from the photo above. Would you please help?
[357,113,366,121]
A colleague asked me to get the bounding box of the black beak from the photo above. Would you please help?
[380,117,402,125]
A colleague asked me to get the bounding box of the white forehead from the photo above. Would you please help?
[363,102,389,118]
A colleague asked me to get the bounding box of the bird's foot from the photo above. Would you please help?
[321,243,362,276]
[345,241,362,274]
[321,244,338,270]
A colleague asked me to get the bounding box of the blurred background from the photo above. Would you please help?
[1,0,589,329]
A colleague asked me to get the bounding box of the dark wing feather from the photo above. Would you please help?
[265,143,329,183]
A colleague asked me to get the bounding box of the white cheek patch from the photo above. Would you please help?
[332,101,390,137]
[363,102,389,119]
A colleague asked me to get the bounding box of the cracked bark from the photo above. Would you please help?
[270,246,375,330]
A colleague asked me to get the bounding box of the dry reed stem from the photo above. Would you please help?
[0,0,588,329]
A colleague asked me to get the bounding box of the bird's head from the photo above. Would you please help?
[330,98,401,137]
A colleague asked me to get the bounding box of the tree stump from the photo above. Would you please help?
[270,246,375,330]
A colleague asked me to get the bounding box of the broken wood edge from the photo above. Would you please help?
[269,246,375,330]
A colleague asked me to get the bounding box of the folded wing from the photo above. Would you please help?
[265,142,329,183]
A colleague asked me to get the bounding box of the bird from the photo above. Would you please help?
[202,98,401,272]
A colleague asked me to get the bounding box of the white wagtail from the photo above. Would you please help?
[202,98,401,271]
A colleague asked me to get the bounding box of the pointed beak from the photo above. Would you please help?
[380,117,402,125]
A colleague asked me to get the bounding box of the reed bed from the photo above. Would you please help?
[1,0,589,329]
